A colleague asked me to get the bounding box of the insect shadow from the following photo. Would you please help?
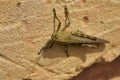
[38,41,106,63]
[37,7,109,62]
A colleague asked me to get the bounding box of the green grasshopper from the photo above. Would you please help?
[38,7,109,57]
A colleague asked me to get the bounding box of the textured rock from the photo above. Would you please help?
[0,0,120,80]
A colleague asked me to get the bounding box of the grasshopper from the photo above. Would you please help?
[38,7,109,57]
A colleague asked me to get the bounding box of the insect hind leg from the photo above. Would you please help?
[81,44,98,48]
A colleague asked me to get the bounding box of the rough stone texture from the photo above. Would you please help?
[0,0,120,80]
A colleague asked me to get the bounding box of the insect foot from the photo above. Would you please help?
[38,40,54,55]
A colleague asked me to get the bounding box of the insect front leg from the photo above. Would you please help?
[38,40,54,55]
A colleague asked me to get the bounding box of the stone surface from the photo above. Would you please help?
[0,0,120,80]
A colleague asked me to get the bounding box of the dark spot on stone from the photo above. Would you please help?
[111,44,117,48]
[82,16,89,23]
[23,78,32,80]
[16,2,21,7]
[100,21,104,24]
[81,0,86,3]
